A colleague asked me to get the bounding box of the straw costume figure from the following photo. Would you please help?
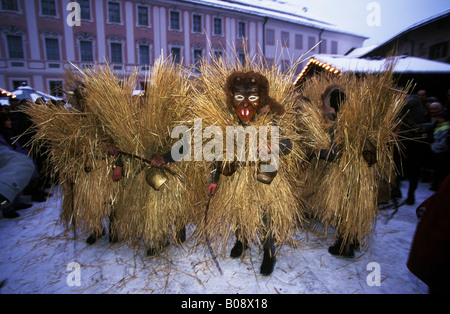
[76,58,198,255]
[22,83,118,240]
[297,68,405,257]
[190,54,308,276]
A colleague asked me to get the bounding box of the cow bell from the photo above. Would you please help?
[257,162,277,184]
[146,167,168,191]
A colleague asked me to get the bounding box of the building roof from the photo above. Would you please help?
[361,8,450,57]
[295,54,450,86]
[0,87,16,99]
[179,0,368,38]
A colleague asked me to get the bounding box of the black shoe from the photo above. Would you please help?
[405,197,415,205]
[86,233,99,245]
[260,247,276,276]
[176,226,186,244]
[429,185,438,192]
[86,229,106,245]
[146,239,170,257]
[31,191,47,202]
[230,240,247,258]
[328,238,355,258]
[109,233,118,243]
[14,203,33,211]
[3,211,20,219]
[0,194,10,211]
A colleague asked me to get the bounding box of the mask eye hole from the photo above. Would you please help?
[234,94,245,102]
[248,95,259,102]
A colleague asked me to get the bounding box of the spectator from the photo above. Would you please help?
[0,133,36,218]
[400,94,427,205]
[417,89,427,106]
[428,102,444,124]
[423,97,438,123]
[9,99,51,202]
[429,108,450,191]
[407,174,450,294]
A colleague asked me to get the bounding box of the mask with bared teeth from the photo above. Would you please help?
[224,71,285,124]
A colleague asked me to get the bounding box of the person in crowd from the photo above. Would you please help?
[400,93,428,205]
[9,98,51,203]
[407,174,450,294]
[429,107,450,191]
[417,89,427,107]
[0,131,36,218]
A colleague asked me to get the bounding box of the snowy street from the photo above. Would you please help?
[0,179,431,295]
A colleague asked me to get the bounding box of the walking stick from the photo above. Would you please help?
[204,194,223,276]
[117,150,180,178]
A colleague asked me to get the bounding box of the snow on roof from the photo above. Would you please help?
[295,54,450,86]
[311,54,450,74]
[180,0,367,38]
[345,45,379,57]
[0,87,16,99]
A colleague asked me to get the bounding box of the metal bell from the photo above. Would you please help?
[145,167,168,191]
[257,162,277,184]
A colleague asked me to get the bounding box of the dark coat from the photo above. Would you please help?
[407,174,450,290]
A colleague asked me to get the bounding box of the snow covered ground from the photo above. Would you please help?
[0,179,431,295]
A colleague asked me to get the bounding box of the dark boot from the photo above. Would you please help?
[146,239,170,257]
[230,239,248,258]
[108,212,118,243]
[405,191,415,205]
[176,225,186,244]
[108,231,118,244]
[86,229,106,245]
[328,237,355,258]
[260,245,276,276]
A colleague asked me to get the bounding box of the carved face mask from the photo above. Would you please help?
[233,86,260,123]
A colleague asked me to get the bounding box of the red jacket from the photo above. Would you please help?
[407,175,450,288]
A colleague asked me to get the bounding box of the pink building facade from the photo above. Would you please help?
[0,0,366,97]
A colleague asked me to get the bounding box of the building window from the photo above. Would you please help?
[213,17,222,35]
[193,48,202,64]
[308,36,317,51]
[110,42,122,63]
[49,80,63,98]
[170,47,181,64]
[265,58,274,67]
[45,38,60,60]
[319,39,327,53]
[295,34,303,50]
[213,49,222,60]
[137,5,149,26]
[13,80,28,89]
[1,0,19,11]
[41,0,56,16]
[331,41,338,54]
[281,31,289,47]
[429,41,448,60]
[108,2,121,23]
[193,14,202,33]
[238,21,246,39]
[281,59,290,73]
[77,0,90,20]
[139,44,150,64]
[238,52,245,66]
[7,35,24,59]
[170,10,180,30]
[80,40,93,62]
[266,29,274,45]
